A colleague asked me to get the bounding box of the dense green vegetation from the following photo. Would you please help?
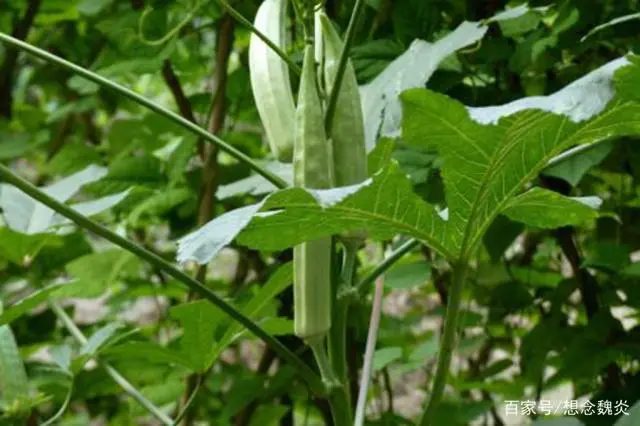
[1,1,640,425]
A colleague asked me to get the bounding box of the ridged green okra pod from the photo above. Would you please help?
[319,12,367,188]
[249,0,296,162]
[293,45,335,342]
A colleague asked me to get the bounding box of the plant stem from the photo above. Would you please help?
[214,0,300,75]
[329,385,353,426]
[326,239,359,426]
[0,164,325,397]
[417,260,469,426]
[324,0,365,133]
[330,240,358,385]
[307,336,338,388]
[49,303,175,426]
[354,273,384,426]
[0,32,287,189]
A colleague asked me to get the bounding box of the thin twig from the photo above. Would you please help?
[354,273,385,426]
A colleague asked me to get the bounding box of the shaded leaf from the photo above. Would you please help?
[373,347,403,371]
[401,58,640,256]
[503,188,602,229]
[0,284,66,326]
[102,342,193,369]
[170,300,223,372]
[65,249,139,298]
[0,165,107,234]
[385,262,431,289]
[210,262,293,363]
[541,141,614,186]
[0,227,62,264]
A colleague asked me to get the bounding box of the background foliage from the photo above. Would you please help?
[1,0,640,425]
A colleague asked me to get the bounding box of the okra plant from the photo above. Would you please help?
[1,1,640,425]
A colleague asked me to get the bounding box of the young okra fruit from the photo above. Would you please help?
[318,11,367,188]
[293,44,335,342]
[249,0,296,163]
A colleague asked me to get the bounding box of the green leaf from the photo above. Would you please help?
[368,137,397,176]
[83,156,165,196]
[510,267,564,288]
[0,165,107,234]
[79,323,124,358]
[582,243,630,273]
[482,215,524,262]
[0,301,29,406]
[128,378,183,417]
[409,335,439,363]
[541,141,614,186]
[401,57,640,257]
[209,263,293,362]
[615,56,640,103]
[373,347,403,371]
[248,404,289,426]
[102,342,193,369]
[385,262,431,289]
[64,249,139,298]
[497,8,544,37]
[77,0,115,16]
[170,300,223,372]
[49,345,73,375]
[178,162,450,265]
[0,284,67,326]
[73,322,126,371]
[167,137,197,183]
[503,188,602,229]
[127,187,193,226]
[0,227,62,264]
[226,317,293,344]
[238,162,449,255]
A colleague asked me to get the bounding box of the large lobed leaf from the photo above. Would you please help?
[177,161,451,265]
[401,56,640,257]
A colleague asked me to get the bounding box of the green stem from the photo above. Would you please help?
[329,385,353,426]
[0,164,325,397]
[325,240,359,425]
[324,0,365,133]
[307,335,338,388]
[417,260,469,426]
[330,240,358,387]
[214,0,301,75]
[357,239,419,294]
[0,32,287,189]
[49,303,175,426]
